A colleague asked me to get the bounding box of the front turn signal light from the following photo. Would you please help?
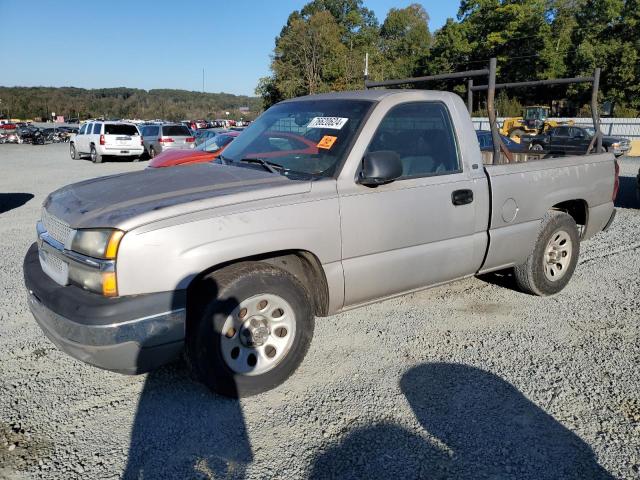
[105,230,125,260]
[102,272,118,297]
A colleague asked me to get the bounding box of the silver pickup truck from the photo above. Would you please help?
[24,89,618,397]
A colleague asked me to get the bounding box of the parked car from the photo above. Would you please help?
[194,128,229,146]
[476,130,529,153]
[70,121,143,163]
[0,123,16,130]
[529,126,631,157]
[148,131,240,168]
[141,124,195,158]
[24,89,617,398]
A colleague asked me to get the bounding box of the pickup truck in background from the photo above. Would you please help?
[24,89,618,397]
[529,125,631,157]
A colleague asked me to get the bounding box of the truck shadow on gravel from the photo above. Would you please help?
[310,363,613,480]
[123,281,253,479]
[122,363,252,479]
[0,193,34,214]
[615,176,640,209]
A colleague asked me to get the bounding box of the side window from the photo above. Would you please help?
[78,124,86,135]
[554,127,569,137]
[366,102,460,178]
[93,123,101,134]
[571,127,585,138]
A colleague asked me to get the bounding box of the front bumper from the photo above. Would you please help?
[24,243,186,374]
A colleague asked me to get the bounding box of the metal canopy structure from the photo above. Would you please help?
[365,58,603,164]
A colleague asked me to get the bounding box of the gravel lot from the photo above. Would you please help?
[0,143,638,480]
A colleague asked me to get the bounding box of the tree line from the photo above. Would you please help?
[257,0,640,117]
[0,86,261,121]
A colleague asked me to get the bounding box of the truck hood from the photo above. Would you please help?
[43,163,311,230]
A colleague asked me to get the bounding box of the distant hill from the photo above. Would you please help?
[0,86,262,121]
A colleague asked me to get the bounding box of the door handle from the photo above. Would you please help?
[452,189,473,206]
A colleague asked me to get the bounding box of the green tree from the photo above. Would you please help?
[380,4,432,79]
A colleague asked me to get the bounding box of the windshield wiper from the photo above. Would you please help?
[238,157,286,174]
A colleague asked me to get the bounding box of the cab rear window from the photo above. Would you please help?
[105,124,139,135]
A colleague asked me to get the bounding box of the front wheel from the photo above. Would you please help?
[69,143,77,159]
[514,211,580,296]
[186,262,314,398]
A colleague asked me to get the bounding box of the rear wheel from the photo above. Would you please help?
[90,145,102,163]
[186,262,314,398]
[149,146,156,158]
[530,143,544,152]
[514,211,580,296]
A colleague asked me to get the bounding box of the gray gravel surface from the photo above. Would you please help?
[0,143,638,479]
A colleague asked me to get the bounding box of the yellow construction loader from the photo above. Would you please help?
[500,106,573,141]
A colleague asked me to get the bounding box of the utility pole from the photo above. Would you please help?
[364,52,369,82]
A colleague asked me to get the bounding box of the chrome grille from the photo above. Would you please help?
[42,250,66,274]
[41,209,72,245]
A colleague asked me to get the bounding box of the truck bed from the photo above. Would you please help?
[479,152,616,273]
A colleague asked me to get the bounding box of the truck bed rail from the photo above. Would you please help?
[365,58,603,165]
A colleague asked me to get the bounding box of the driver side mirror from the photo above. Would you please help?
[358,151,402,187]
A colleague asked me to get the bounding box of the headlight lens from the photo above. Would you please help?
[71,229,124,259]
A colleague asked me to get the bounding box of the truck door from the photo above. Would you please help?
[549,126,570,155]
[338,101,486,307]
[569,127,589,155]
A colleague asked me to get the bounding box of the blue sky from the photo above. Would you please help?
[0,1,458,96]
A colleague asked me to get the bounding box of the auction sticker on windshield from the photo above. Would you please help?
[317,135,337,149]
[307,117,348,130]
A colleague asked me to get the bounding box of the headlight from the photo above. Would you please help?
[611,142,620,148]
[71,229,124,259]
[68,265,118,297]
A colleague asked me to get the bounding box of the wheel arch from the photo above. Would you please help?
[551,199,588,236]
[185,249,330,334]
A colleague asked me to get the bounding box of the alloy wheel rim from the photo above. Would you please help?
[220,293,296,376]
[543,229,572,281]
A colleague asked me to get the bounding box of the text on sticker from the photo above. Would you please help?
[307,117,349,130]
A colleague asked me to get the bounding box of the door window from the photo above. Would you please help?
[366,102,460,178]
[93,123,102,134]
[553,127,570,137]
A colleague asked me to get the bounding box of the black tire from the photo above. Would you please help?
[90,145,102,163]
[514,211,580,296]
[69,142,77,160]
[132,156,140,162]
[149,146,156,158]
[186,262,314,398]
[530,142,544,152]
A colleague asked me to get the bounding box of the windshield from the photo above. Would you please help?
[524,107,547,121]
[221,99,374,177]
[196,134,235,152]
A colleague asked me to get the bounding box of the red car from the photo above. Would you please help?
[148,131,320,169]
[148,131,240,168]
[0,123,17,130]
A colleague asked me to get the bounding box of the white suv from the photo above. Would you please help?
[70,121,144,163]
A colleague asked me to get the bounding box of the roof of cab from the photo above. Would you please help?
[279,89,408,103]
[279,89,457,104]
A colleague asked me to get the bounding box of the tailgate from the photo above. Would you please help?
[103,124,141,149]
